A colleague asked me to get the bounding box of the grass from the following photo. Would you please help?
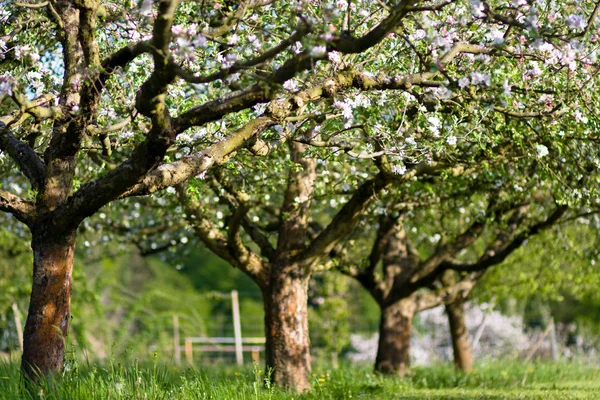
[1,359,599,399]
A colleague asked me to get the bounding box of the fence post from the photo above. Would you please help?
[185,338,193,365]
[231,290,244,365]
[251,347,260,364]
[12,303,23,352]
[173,314,181,365]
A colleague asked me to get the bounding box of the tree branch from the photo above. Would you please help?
[121,116,275,198]
[331,0,417,54]
[447,205,568,273]
[0,189,35,226]
[303,173,389,269]
[414,272,482,312]
[172,23,311,84]
[178,182,269,288]
[210,172,276,261]
[0,123,45,190]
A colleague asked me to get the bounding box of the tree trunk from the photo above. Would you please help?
[263,271,311,392]
[21,228,76,379]
[375,297,415,376]
[445,299,473,373]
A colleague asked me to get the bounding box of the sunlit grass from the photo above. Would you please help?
[0,359,598,399]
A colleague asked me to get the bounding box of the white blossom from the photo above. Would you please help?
[409,29,427,41]
[458,77,470,88]
[328,51,342,64]
[502,80,512,95]
[470,72,491,86]
[392,164,407,175]
[487,29,505,45]
[0,75,12,96]
[535,144,549,158]
[405,137,417,146]
[193,34,208,48]
[310,45,327,57]
[566,14,587,30]
[283,79,299,91]
[176,37,195,61]
[228,34,240,45]
[469,0,486,18]
[253,103,267,116]
[334,100,353,120]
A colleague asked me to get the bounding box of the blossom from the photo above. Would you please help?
[446,135,457,146]
[432,34,454,48]
[470,72,491,86]
[405,137,417,146]
[487,29,504,45]
[410,29,427,41]
[392,164,407,175]
[334,100,353,120]
[226,73,241,84]
[535,144,549,158]
[228,34,240,45]
[566,14,586,31]
[176,37,195,61]
[428,116,442,137]
[13,45,31,60]
[525,64,542,78]
[428,116,441,128]
[253,103,267,115]
[458,77,470,88]
[247,34,261,50]
[0,75,13,96]
[430,86,453,99]
[171,25,186,35]
[328,51,342,64]
[531,40,554,53]
[469,0,486,18]
[574,110,588,123]
[310,45,327,57]
[193,34,208,48]
[502,80,512,95]
[283,79,299,91]
[28,51,40,62]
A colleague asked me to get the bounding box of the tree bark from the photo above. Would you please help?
[375,297,416,376]
[445,299,473,373]
[263,270,311,392]
[21,228,76,379]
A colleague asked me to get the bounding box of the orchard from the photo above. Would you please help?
[1,0,600,396]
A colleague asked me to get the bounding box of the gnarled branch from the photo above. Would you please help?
[0,189,35,226]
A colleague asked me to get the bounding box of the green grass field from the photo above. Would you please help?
[1,360,599,399]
